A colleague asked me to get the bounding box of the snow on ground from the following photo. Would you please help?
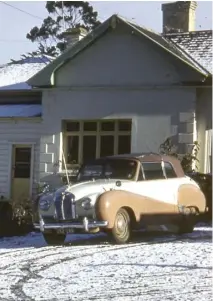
[0,224,212,301]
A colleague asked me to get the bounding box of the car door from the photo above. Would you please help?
[134,161,177,224]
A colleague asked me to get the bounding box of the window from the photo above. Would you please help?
[118,136,131,154]
[66,121,80,132]
[77,159,137,182]
[101,121,115,131]
[164,162,177,178]
[142,162,165,180]
[83,136,96,163]
[66,136,79,164]
[83,122,97,131]
[100,136,114,157]
[14,147,31,178]
[118,120,132,131]
[63,120,132,167]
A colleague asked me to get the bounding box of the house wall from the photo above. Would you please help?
[40,87,196,182]
[0,118,41,199]
[54,26,201,87]
[196,87,212,172]
[39,24,200,182]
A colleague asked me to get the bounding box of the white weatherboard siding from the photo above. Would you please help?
[39,87,196,182]
[0,118,41,198]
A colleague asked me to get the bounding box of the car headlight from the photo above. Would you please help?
[80,195,97,211]
[81,198,93,210]
[39,197,51,211]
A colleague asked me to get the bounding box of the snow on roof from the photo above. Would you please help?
[0,55,53,90]
[164,30,212,75]
[0,104,42,117]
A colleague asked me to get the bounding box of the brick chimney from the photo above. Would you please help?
[63,27,88,48]
[161,1,197,34]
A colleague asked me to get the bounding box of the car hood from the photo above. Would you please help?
[60,179,132,201]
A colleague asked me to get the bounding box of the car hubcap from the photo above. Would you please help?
[115,212,128,238]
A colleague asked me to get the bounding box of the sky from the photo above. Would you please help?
[0,1,212,64]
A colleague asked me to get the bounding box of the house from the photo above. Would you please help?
[0,1,212,201]
[0,56,52,200]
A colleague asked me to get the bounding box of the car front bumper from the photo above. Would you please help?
[34,215,108,232]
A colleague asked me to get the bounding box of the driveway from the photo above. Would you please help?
[0,224,212,301]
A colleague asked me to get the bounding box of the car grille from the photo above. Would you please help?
[55,192,75,220]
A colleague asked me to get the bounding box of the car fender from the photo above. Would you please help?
[95,189,176,229]
[177,183,206,213]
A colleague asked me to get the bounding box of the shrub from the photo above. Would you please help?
[0,198,33,237]
[159,137,200,173]
[11,198,33,226]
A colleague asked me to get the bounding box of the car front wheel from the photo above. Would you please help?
[42,232,66,246]
[110,208,131,244]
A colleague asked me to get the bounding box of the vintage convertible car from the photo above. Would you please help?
[33,153,206,245]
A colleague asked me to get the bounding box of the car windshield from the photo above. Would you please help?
[76,158,137,182]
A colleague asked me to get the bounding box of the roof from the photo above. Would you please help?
[122,17,211,76]
[27,14,208,88]
[105,152,178,163]
[85,153,185,178]
[0,56,53,91]
[0,104,42,117]
[164,30,212,75]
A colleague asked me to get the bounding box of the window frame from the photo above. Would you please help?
[63,120,132,168]
[163,161,177,179]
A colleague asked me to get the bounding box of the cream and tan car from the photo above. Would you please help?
[34,153,206,245]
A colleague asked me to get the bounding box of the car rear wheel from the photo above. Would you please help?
[110,208,131,244]
[178,220,195,234]
[42,232,66,246]
[177,208,197,234]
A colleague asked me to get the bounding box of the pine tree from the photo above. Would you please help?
[26,1,101,57]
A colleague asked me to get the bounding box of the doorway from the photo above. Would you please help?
[11,145,32,201]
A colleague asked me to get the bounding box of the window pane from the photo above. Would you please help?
[118,120,131,131]
[101,121,114,131]
[83,136,96,163]
[14,163,30,178]
[66,121,80,132]
[15,148,31,163]
[100,136,114,157]
[164,162,177,178]
[118,135,131,154]
[83,121,97,131]
[142,162,165,180]
[105,159,137,180]
[67,136,79,164]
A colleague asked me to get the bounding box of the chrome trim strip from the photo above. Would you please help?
[34,217,108,232]
[71,202,76,219]
[61,194,65,220]
[39,213,45,232]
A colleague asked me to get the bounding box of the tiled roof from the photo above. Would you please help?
[0,56,53,90]
[164,30,212,75]
[28,15,209,87]
[121,17,209,75]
